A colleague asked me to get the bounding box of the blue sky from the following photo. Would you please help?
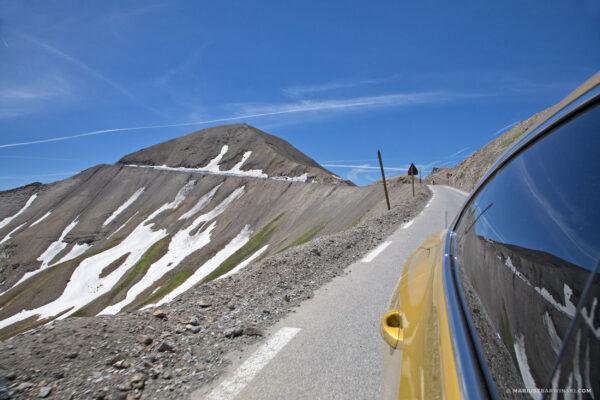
[1,1,599,189]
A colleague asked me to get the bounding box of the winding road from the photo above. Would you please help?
[192,185,468,400]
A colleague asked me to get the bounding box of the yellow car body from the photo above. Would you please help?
[381,230,459,400]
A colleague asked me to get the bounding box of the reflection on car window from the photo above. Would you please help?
[454,102,599,397]
[547,280,600,397]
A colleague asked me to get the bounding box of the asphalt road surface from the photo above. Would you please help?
[192,185,468,400]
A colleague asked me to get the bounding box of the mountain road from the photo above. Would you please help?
[192,185,468,400]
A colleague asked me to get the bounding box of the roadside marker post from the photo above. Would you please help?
[377,150,391,211]
[408,163,418,197]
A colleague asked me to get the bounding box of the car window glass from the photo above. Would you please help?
[453,103,600,396]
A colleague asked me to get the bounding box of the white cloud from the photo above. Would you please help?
[234,91,459,116]
[1,87,62,100]
[0,74,73,119]
[283,74,400,98]
[446,146,471,158]
[347,168,376,183]
[502,76,575,94]
[283,81,357,98]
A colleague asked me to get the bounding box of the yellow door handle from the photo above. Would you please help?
[380,309,404,349]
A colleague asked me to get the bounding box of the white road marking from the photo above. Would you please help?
[360,240,392,263]
[205,327,301,400]
[402,220,414,229]
[424,192,435,208]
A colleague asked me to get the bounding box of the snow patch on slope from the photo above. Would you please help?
[101,222,215,315]
[228,151,267,177]
[103,187,145,227]
[108,212,138,239]
[0,223,27,245]
[0,194,37,231]
[55,243,92,265]
[150,224,253,307]
[218,245,269,280]
[125,145,312,181]
[0,181,198,330]
[101,184,243,314]
[146,180,196,222]
[31,211,52,227]
[204,145,229,171]
[179,184,222,220]
[37,218,79,268]
[0,216,165,330]
[198,145,267,177]
[15,217,80,286]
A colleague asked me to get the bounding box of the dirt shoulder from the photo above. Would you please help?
[0,185,431,400]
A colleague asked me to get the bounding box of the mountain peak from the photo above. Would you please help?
[118,124,348,185]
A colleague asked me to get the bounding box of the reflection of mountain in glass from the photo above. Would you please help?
[458,232,598,396]
[468,107,600,272]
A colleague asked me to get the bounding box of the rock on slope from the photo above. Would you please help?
[425,108,549,192]
[0,124,408,339]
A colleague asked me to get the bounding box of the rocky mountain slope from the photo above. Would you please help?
[0,124,414,340]
[0,186,430,400]
[424,108,549,192]
[0,123,432,399]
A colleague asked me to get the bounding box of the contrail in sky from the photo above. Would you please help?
[16,32,163,116]
[20,34,136,102]
[1,90,479,149]
[492,121,520,137]
[0,92,444,149]
[0,110,323,148]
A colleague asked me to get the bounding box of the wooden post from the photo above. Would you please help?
[378,150,391,211]
[408,163,418,197]
[419,170,422,184]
